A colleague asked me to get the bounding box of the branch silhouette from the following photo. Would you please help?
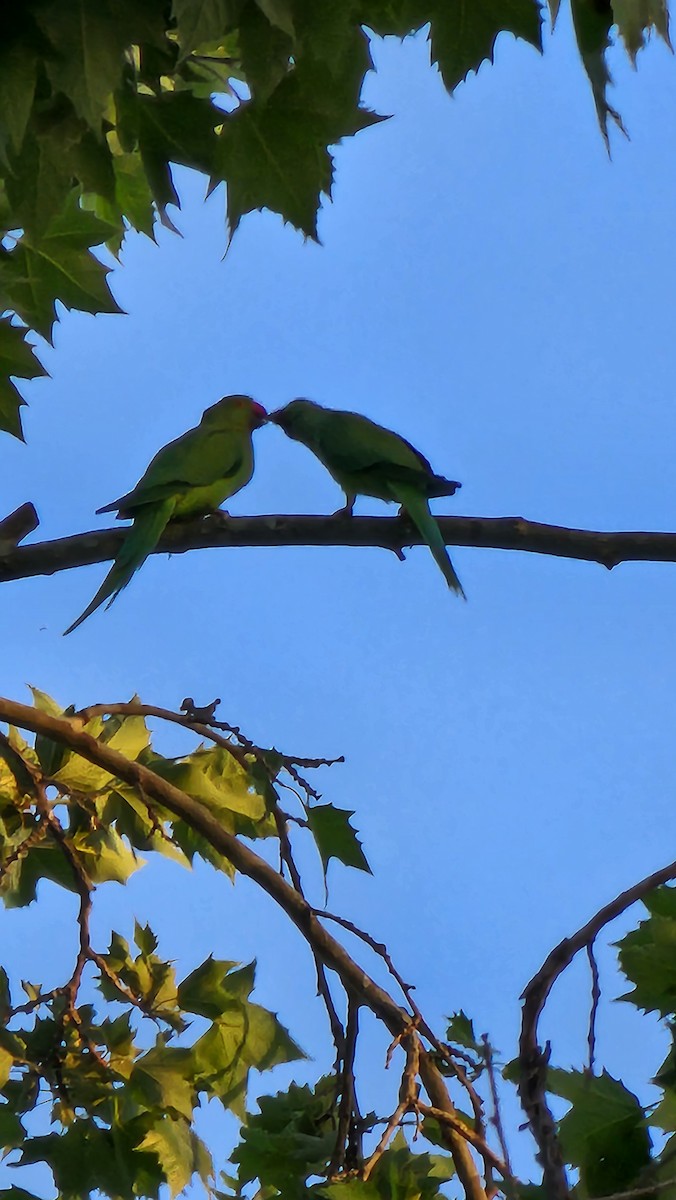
[0,696,486,1200]
[2,513,676,584]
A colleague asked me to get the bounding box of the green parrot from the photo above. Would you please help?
[270,398,465,597]
[65,394,267,634]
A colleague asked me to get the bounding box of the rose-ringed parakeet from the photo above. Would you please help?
[270,398,465,597]
[65,394,267,634]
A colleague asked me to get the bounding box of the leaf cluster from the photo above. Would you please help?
[0,0,669,438]
[0,689,373,1198]
[7,692,676,1200]
[509,886,676,1200]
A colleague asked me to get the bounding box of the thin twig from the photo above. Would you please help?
[316,907,487,1123]
[329,998,360,1177]
[482,1035,514,1185]
[0,818,47,881]
[417,1102,509,1179]
[362,1034,420,1181]
[519,859,676,1200]
[319,908,419,1014]
[271,794,346,1065]
[76,702,340,793]
[586,942,601,1076]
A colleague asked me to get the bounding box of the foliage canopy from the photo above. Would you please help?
[0,0,671,438]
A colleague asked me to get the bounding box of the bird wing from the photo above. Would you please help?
[313,411,436,486]
[98,424,248,514]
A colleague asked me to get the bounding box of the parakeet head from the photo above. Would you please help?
[269,398,320,437]
[202,395,268,429]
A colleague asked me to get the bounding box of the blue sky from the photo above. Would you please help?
[3,8,676,1190]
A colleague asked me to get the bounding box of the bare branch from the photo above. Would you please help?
[362,1032,420,1180]
[417,1102,509,1180]
[519,859,676,1200]
[3,513,676,585]
[586,942,601,1076]
[330,998,360,1177]
[482,1035,514,1189]
[0,502,39,553]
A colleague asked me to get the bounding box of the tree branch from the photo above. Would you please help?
[0,696,486,1200]
[3,513,676,584]
[519,858,676,1200]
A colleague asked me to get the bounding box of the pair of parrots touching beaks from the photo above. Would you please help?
[65,397,465,634]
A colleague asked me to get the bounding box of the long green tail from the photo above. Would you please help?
[64,499,175,634]
[397,486,466,598]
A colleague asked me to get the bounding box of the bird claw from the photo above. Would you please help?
[332,498,355,518]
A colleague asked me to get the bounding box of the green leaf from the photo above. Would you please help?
[29,686,69,775]
[322,1132,455,1200]
[103,711,151,761]
[113,152,156,237]
[612,0,672,63]
[138,1116,207,1198]
[28,686,63,718]
[571,0,627,149]
[0,1044,14,1090]
[134,919,159,957]
[149,746,266,822]
[428,0,543,92]
[358,0,422,38]
[234,1076,337,1194]
[0,968,10,1018]
[130,1050,196,1122]
[617,888,676,1016]
[0,1104,25,1150]
[5,127,78,237]
[0,202,122,342]
[1,841,81,907]
[306,803,371,876]
[172,0,243,57]
[178,956,247,1019]
[75,825,142,885]
[194,995,304,1118]
[0,320,47,440]
[0,735,36,802]
[547,1068,652,1197]
[71,130,117,205]
[35,0,134,130]
[238,3,294,101]
[53,710,149,793]
[255,0,295,37]
[97,931,183,1023]
[116,88,220,225]
[214,34,386,238]
[445,1011,480,1052]
[18,1120,162,1200]
[0,44,36,160]
[421,1111,476,1149]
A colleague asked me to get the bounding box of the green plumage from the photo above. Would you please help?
[270,398,465,597]
[65,394,267,634]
